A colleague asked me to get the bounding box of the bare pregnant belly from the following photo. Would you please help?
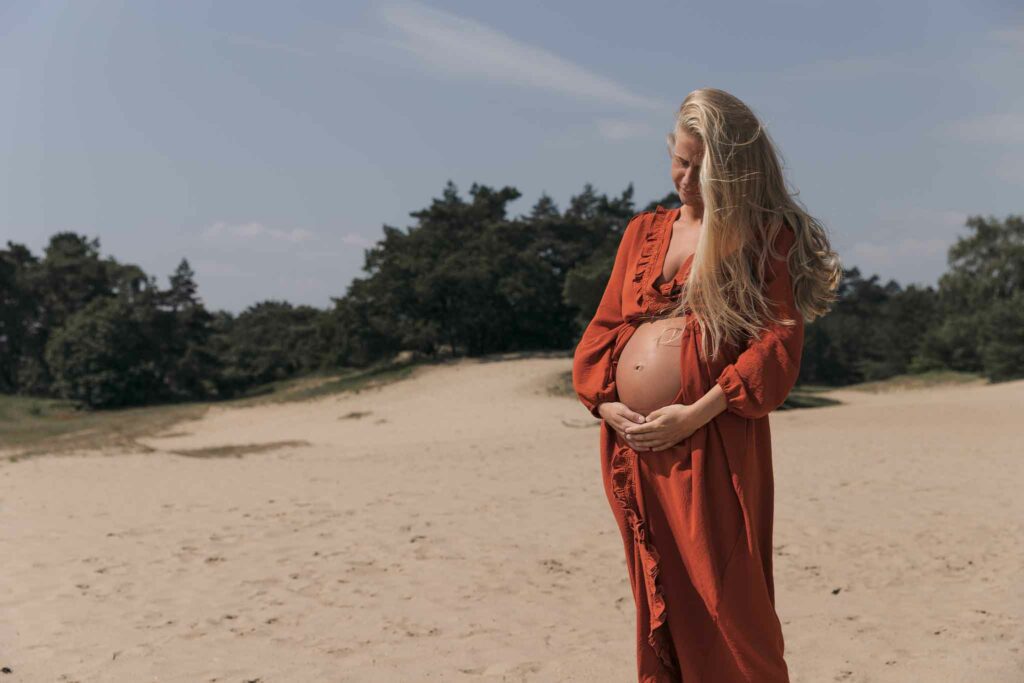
[615,318,686,417]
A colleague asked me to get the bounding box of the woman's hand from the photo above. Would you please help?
[623,403,703,452]
[597,402,648,450]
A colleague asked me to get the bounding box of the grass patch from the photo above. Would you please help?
[837,370,986,394]
[0,395,209,461]
[777,387,842,410]
[338,410,373,420]
[168,440,312,459]
[0,358,423,461]
[219,362,420,408]
[272,364,417,403]
[545,369,576,399]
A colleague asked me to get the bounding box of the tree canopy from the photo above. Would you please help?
[1,182,1020,408]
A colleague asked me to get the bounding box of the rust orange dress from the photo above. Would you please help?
[572,205,804,682]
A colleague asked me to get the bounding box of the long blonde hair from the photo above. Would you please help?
[663,88,842,361]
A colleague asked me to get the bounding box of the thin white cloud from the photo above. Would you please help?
[874,205,970,230]
[990,26,1024,50]
[848,236,950,269]
[341,232,376,248]
[845,203,969,275]
[777,54,929,81]
[275,273,320,292]
[375,1,663,110]
[595,118,655,142]
[994,154,1024,185]
[219,32,317,58]
[202,221,316,243]
[191,259,246,277]
[935,112,1024,145]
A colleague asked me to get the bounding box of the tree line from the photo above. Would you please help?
[1,180,1021,408]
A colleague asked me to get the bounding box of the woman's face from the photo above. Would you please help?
[670,129,704,206]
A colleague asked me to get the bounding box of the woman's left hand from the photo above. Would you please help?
[624,403,704,452]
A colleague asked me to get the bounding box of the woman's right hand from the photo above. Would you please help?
[597,402,647,450]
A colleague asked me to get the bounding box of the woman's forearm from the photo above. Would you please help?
[692,382,729,427]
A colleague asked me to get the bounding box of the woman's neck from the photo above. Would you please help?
[678,201,704,224]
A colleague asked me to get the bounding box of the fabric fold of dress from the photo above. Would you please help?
[609,437,677,676]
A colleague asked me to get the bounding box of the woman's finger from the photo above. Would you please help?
[625,420,661,436]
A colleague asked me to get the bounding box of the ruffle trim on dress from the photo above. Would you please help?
[610,440,680,677]
[655,277,684,300]
[631,207,667,309]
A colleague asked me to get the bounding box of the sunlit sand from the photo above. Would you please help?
[1,357,1021,681]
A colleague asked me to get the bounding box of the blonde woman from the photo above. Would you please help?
[573,88,841,682]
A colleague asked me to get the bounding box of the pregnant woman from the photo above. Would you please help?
[573,88,841,682]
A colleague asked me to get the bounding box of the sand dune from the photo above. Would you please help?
[1,357,1022,682]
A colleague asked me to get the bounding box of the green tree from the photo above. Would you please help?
[158,259,223,400]
[913,214,1024,379]
[44,297,165,408]
[212,300,331,386]
[0,243,39,393]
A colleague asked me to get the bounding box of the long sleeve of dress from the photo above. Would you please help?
[714,227,805,420]
[572,219,637,418]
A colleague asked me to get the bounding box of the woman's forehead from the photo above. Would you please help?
[672,132,703,157]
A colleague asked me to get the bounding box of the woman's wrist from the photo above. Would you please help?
[692,383,728,426]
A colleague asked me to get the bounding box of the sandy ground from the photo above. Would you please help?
[1,357,1022,682]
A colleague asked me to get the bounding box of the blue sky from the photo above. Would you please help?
[2,1,1022,314]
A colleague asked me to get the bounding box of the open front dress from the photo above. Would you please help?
[572,206,804,682]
